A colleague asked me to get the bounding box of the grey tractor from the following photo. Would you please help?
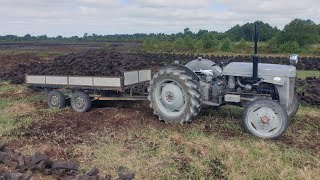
[148,26,299,139]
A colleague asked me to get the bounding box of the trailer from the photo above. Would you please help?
[26,70,152,112]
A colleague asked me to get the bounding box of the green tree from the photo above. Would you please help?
[267,36,280,53]
[183,35,194,50]
[277,19,319,47]
[38,35,47,41]
[56,35,63,40]
[279,41,301,53]
[237,38,248,50]
[225,21,280,41]
[184,27,193,37]
[143,37,155,48]
[23,34,32,41]
[202,33,213,49]
[201,33,220,49]
[220,37,232,51]
[174,38,185,50]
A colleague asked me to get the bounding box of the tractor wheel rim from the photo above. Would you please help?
[50,96,59,106]
[248,106,282,136]
[155,79,186,116]
[75,97,85,109]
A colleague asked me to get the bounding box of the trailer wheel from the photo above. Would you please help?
[71,91,92,113]
[47,90,66,109]
[243,99,288,139]
[148,67,202,123]
[287,95,299,119]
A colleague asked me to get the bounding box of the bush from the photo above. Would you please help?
[279,41,301,53]
[201,33,220,49]
[266,36,279,53]
[220,38,232,52]
[236,38,249,51]
[143,37,155,49]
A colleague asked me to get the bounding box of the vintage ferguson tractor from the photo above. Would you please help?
[26,26,299,139]
[148,26,299,139]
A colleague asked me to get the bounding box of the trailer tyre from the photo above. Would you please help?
[71,91,92,113]
[287,95,299,119]
[148,67,202,123]
[47,90,66,109]
[243,99,288,139]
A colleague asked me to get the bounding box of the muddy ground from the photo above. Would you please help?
[13,100,320,154]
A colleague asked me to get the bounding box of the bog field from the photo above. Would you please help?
[0,42,319,179]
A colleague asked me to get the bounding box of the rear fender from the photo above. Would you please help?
[159,64,199,82]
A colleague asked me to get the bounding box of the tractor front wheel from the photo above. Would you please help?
[287,95,299,119]
[243,99,288,139]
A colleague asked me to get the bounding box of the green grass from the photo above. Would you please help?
[0,83,43,137]
[73,117,320,179]
[297,70,320,79]
[0,114,15,135]
[0,82,25,93]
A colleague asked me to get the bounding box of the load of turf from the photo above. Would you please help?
[0,49,319,106]
[1,49,319,84]
[0,50,153,84]
[296,77,320,105]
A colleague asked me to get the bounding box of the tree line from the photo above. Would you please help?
[1,19,319,54]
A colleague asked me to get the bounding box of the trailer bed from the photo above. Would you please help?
[26,70,151,91]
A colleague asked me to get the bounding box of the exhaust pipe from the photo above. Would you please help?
[252,24,259,82]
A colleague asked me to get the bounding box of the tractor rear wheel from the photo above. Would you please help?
[243,99,288,139]
[148,67,202,123]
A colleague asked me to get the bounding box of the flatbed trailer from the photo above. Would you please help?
[26,70,152,112]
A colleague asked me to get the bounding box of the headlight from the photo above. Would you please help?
[289,54,299,65]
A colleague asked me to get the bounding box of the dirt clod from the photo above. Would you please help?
[117,166,135,180]
[52,161,79,170]
[86,167,99,176]
[0,143,5,151]
[29,152,49,167]
[7,172,31,180]
[118,172,135,180]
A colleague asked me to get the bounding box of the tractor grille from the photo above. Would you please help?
[289,77,296,105]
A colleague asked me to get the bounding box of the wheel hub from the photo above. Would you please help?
[260,116,270,124]
[249,106,281,134]
[50,96,59,106]
[165,92,175,102]
[160,83,185,112]
[75,97,85,109]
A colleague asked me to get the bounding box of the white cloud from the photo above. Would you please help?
[132,0,210,8]
[0,0,319,36]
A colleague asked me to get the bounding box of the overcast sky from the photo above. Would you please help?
[1,0,319,37]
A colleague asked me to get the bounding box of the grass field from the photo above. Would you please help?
[0,81,319,179]
[297,70,320,79]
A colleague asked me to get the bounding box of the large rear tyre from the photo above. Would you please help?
[47,90,66,109]
[71,91,92,113]
[243,99,288,139]
[148,67,202,123]
[287,95,299,119]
